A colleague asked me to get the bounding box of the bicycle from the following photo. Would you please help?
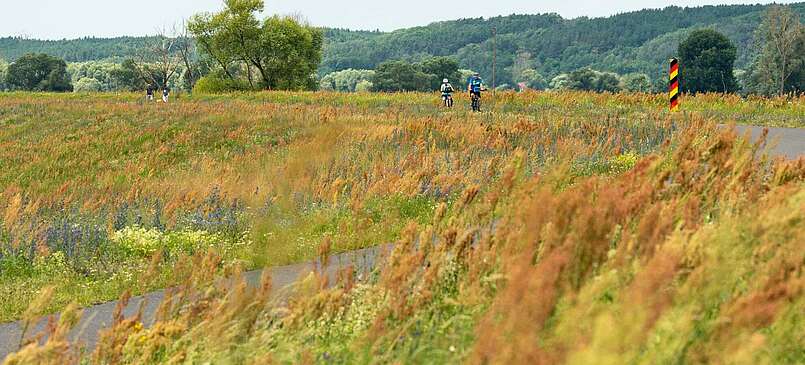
[470,92,481,112]
[442,93,454,108]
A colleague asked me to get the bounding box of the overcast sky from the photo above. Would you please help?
[1,0,801,39]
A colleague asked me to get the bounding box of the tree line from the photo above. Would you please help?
[320,4,802,96]
[0,3,801,96]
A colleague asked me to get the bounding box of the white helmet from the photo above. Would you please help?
[443,78,449,83]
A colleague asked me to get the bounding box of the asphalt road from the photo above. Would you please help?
[732,125,805,160]
[0,125,801,362]
[0,245,389,361]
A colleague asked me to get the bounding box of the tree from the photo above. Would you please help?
[372,60,431,92]
[355,80,373,93]
[748,5,804,95]
[132,29,183,90]
[678,29,739,93]
[319,69,374,92]
[420,56,462,90]
[111,59,149,91]
[565,68,621,92]
[6,53,72,92]
[258,16,323,90]
[621,73,651,93]
[176,21,201,91]
[73,77,103,92]
[459,69,477,86]
[509,50,536,86]
[0,58,8,91]
[68,61,126,91]
[550,74,572,90]
[517,69,547,90]
[188,0,323,90]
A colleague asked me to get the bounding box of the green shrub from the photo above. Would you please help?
[193,75,251,94]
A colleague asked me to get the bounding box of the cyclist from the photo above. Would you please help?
[440,78,454,107]
[467,73,484,112]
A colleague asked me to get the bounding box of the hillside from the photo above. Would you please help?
[1,3,803,86]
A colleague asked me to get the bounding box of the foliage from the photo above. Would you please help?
[371,56,461,92]
[419,56,462,90]
[319,68,375,92]
[110,59,149,91]
[0,58,7,91]
[550,73,572,90]
[73,77,103,93]
[517,68,547,90]
[371,60,432,92]
[566,68,622,93]
[319,3,805,86]
[5,53,73,92]
[67,61,128,92]
[188,0,323,90]
[620,72,652,93]
[354,80,373,93]
[192,74,251,93]
[679,29,739,93]
[745,5,805,96]
[4,4,802,90]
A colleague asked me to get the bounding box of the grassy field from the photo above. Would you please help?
[1,91,803,364]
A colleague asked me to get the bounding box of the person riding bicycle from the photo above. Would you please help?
[467,73,484,111]
[440,78,454,107]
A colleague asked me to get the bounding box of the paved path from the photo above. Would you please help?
[0,125,801,362]
[732,125,805,160]
[0,245,389,361]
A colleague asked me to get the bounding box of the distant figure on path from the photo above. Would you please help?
[146,85,154,101]
[162,87,170,103]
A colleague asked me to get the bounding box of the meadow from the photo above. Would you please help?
[0,90,803,364]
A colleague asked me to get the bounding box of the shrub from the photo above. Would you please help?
[193,75,251,94]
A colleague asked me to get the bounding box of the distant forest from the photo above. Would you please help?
[1,3,803,87]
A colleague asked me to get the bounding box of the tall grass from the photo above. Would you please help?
[1,91,803,364]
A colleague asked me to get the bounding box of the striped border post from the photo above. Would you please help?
[669,58,680,112]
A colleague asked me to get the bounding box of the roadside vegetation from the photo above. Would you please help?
[0,90,802,363]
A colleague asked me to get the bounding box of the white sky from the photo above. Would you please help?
[0,0,801,39]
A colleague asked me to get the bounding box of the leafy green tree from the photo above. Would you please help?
[355,80,373,93]
[517,68,547,90]
[319,69,374,92]
[68,61,124,91]
[419,56,461,89]
[6,53,72,92]
[110,59,149,91]
[73,77,103,92]
[188,0,323,90]
[565,68,621,92]
[550,74,571,90]
[372,60,431,92]
[679,29,739,93]
[746,5,804,95]
[0,58,8,91]
[621,73,651,93]
[459,69,477,86]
